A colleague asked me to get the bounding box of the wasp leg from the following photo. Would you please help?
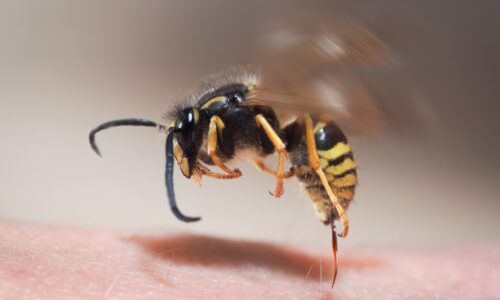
[304,114,349,238]
[255,114,288,198]
[192,163,238,187]
[208,115,242,178]
[196,163,240,180]
[253,159,295,179]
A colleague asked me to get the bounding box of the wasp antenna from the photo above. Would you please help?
[331,222,339,288]
[165,128,201,223]
[89,118,162,156]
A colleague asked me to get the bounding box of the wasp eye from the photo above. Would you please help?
[176,108,196,149]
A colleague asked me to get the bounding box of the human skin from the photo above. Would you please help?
[0,222,498,300]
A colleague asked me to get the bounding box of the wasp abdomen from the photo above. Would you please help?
[288,120,357,224]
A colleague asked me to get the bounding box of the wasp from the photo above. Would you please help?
[89,18,393,286]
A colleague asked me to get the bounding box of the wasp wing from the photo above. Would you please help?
[248,12,427,136]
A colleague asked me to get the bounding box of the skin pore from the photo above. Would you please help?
[0,222,498,299]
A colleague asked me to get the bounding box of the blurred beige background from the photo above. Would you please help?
[0,0,499,251]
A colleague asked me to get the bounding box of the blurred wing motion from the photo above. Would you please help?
[249,13,428,136]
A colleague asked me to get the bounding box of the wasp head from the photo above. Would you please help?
[172,107,203,178]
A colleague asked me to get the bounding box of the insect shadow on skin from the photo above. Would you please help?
[122,233,386,282]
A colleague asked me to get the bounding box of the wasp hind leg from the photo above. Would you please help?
[207,115,242,179]
[303,114,349,238]
[255,114,289,198]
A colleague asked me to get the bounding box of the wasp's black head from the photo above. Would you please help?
[173,107,203,178]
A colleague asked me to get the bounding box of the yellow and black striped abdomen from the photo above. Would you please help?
[317,120,357,191]
[290,120,357,224]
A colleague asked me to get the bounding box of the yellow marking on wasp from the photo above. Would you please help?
[325,158,357,176]
[319,158,329,169]
[173,145,184,163]
[200,96,227,109]
[180,159,190,177]
[313,122,327,133]
[193,108,199,123]
[174,145,191,177]
[318,143,351,160]
[333,174,358,188]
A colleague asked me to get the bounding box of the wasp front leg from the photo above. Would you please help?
[207,115,242,178]
[255,114,289,198]
[194,163,241,181]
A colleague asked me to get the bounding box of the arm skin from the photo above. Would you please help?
[0,222,498,300]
